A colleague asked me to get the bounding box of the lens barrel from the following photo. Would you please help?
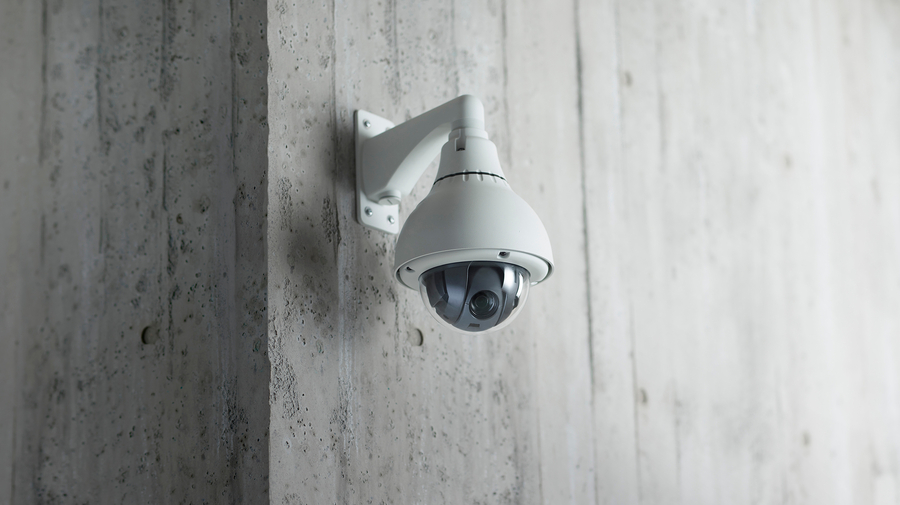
[469,291,499,319]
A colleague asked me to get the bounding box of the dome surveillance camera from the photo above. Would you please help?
[355,95,553,333]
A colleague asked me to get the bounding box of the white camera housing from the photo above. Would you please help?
[355,95,553,333]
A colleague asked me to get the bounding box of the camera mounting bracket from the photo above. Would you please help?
[354,95,486,234]
[355,110,398,233]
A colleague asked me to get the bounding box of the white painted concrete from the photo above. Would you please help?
[582,1,900,502]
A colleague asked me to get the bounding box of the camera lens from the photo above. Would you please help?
[418,261,530,333]
[469,290,499,319]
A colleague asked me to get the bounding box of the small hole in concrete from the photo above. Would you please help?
[141,324,160,345]
[408,328,424,346]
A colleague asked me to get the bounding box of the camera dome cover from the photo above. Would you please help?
[394,136,554,290]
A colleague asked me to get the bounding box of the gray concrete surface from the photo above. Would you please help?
[0,0,269,502]
[1,1,43,501]
[4,0,900,503]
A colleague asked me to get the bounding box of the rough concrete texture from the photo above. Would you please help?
[1,0,43,501]
[267,0,548,502]
[267,0,900,504]
[1,0,269,502]
[5,0,900,503]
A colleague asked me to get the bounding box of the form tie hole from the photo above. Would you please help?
[141,324,160,345]
[408,328,424,346]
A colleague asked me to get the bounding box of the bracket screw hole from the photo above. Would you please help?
[406,266,414,272]
[364,207,373,216]
[498,251,510,258]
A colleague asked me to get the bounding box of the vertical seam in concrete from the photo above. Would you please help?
[330,1,352,502]
[14,0,48,494]
[230,0,237,195]
[38,0,48,268]
[159,11,173,484]
[159,0,172,104]
[501,0,541,500]
[450,0,459,96]
[654,11,666,183]
[96,0,106,157]
[571,0,600,501]
[161,147,168,212]
[650,1,683,495]
[329,0,342,266]
[38,0,48,167]
[227,0,239,496]
[8,370,14,505]
[95,0,106,283]
[391,0,402,103]
[628,305,642,503]
[611,0,643,499]
[500,0,511,166]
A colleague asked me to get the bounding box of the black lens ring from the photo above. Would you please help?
[469,290,499,319]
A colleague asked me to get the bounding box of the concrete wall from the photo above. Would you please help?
[1,0,269,502]
[4,0,900,504]
[266,0,900,504]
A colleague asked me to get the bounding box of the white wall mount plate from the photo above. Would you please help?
[355,110,399,234]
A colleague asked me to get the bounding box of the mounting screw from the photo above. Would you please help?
[364,207,373,216]
[363,120,371,128]
[387,215,396,224]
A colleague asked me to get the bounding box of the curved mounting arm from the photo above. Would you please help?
[360,95,485,205]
